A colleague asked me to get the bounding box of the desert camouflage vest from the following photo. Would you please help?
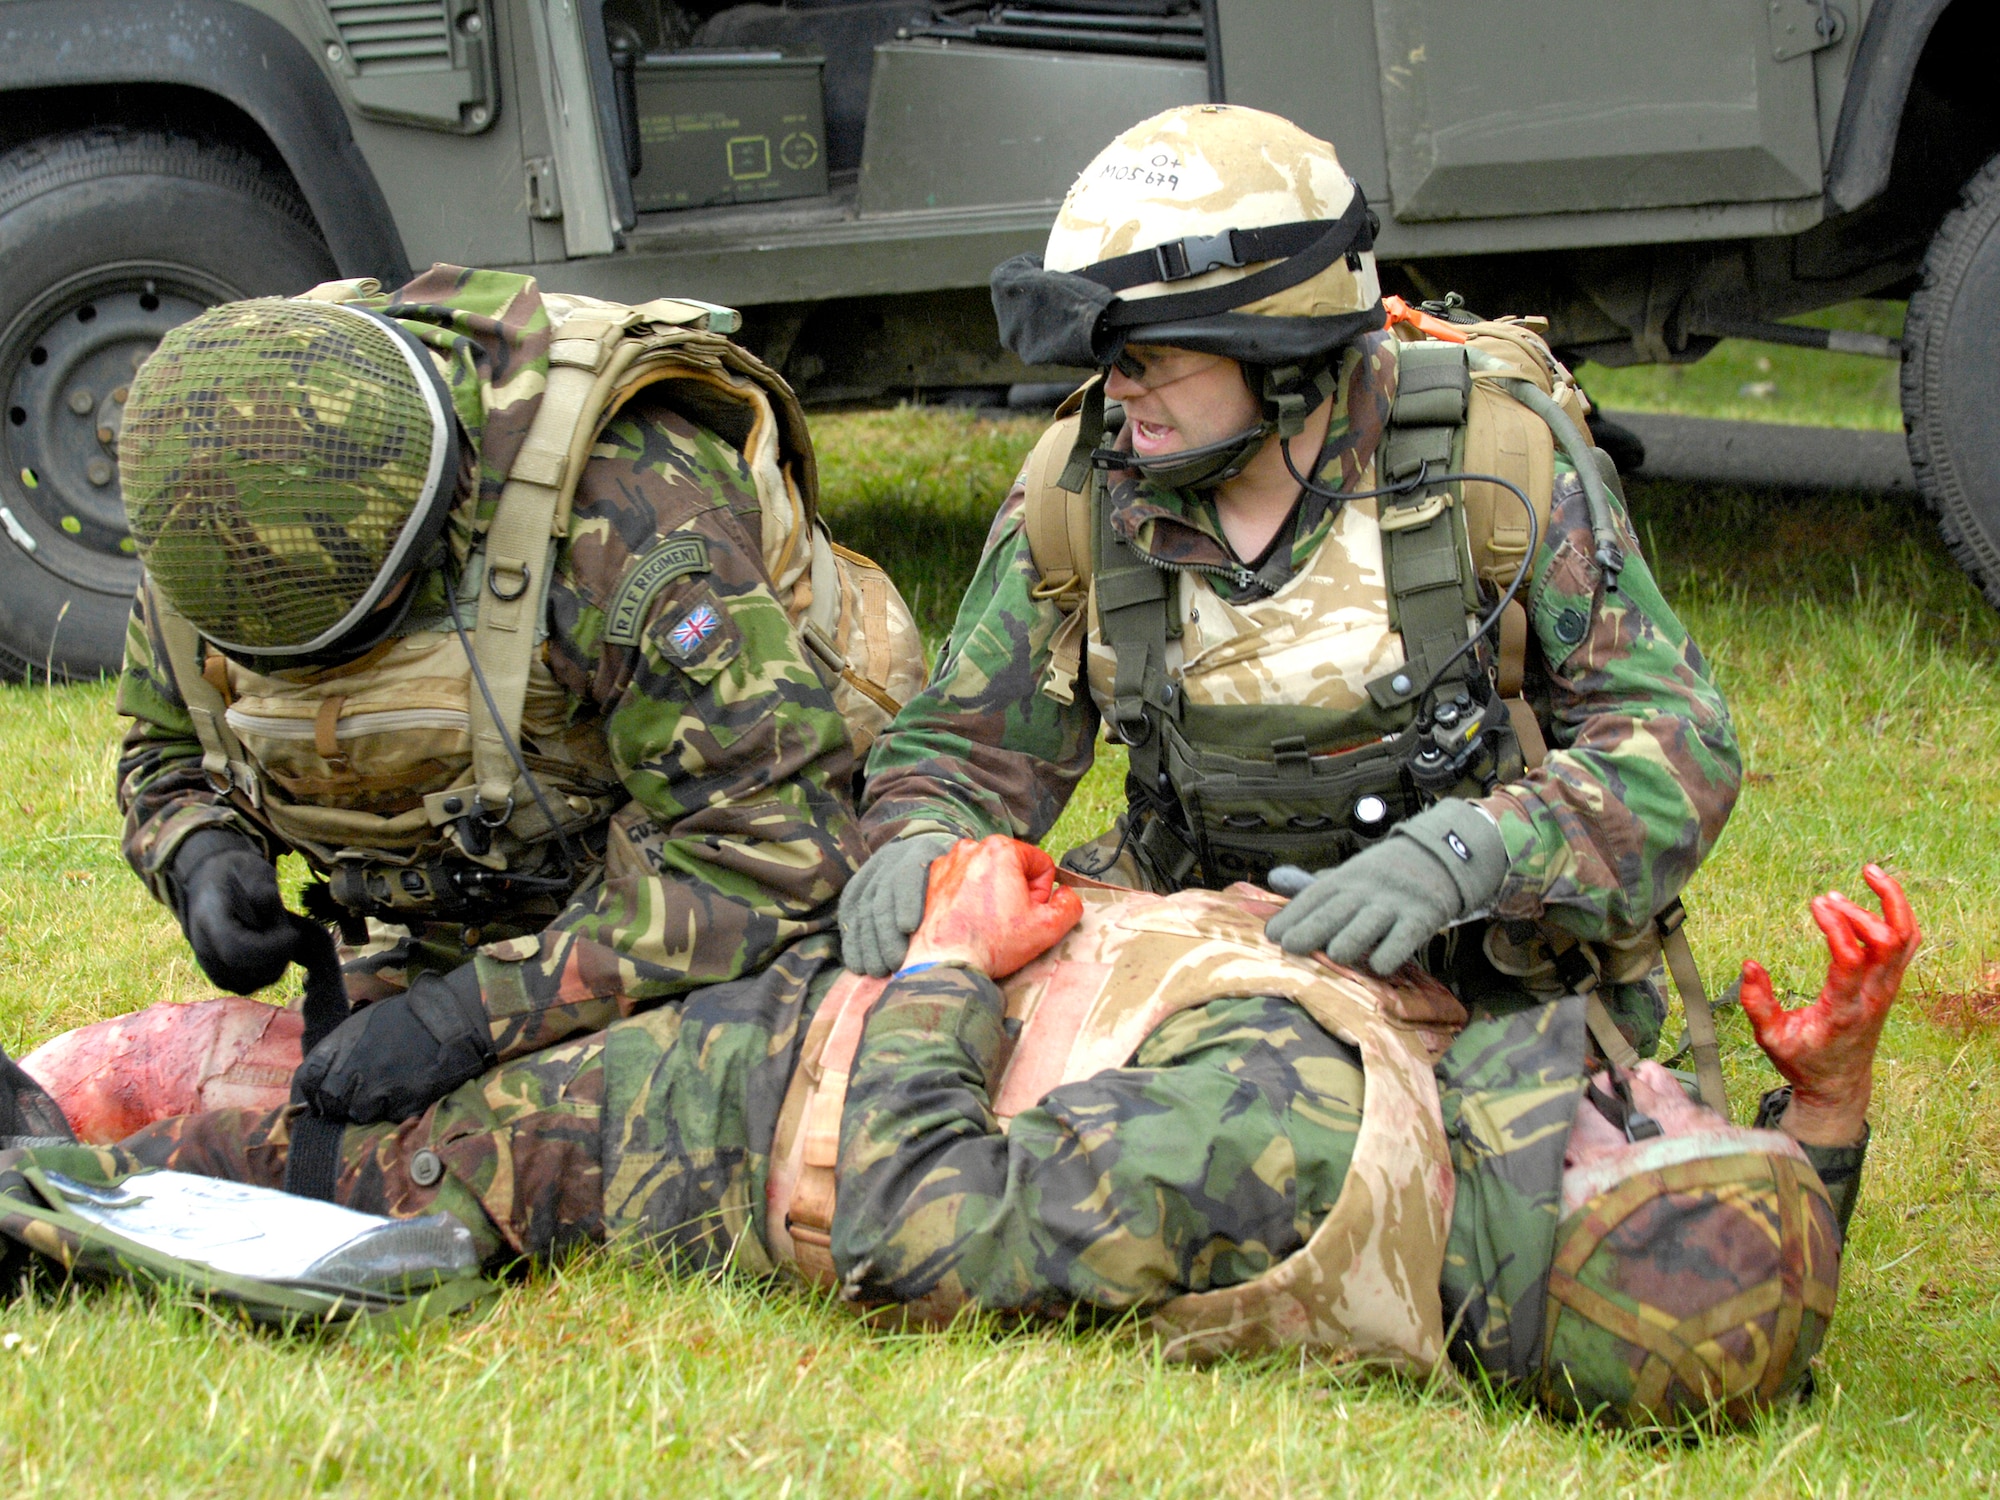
[767,878,1465,1370]
[1021,317,1593,892]
[157,285,925,924]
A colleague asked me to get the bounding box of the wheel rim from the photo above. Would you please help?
[0,262,239,595]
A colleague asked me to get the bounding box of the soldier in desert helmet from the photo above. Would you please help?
[841,104,1742,1082]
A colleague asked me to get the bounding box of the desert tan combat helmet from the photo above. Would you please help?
[1539,1130,1842,1428]
[119,297,460,662]
[990,104,1384,487]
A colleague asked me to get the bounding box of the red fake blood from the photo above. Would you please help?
[17,998,303,1143]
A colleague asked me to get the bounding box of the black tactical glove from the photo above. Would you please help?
[1264,800,1509,975]
[292,965,496,1125]
[837,831,957,976]
[164,829,296,995]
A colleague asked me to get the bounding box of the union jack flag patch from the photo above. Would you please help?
[668,603,721,656]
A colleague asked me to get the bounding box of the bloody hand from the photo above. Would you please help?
[1738,863,1918,1145]
[901,836,1085,980]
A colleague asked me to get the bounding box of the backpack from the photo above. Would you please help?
[159,284,927,875]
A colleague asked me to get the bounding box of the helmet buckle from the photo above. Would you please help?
[1153,229,1243,284]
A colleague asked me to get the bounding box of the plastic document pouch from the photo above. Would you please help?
[42,1169,478,1294]
[0,1154,496,1329]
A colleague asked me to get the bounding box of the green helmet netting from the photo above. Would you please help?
[1538,1151,1842,1429]
[119,299,454,655]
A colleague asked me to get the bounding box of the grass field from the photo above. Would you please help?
[2,324,1998,1496]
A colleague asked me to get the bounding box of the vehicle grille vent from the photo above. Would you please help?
[327,0,454,75]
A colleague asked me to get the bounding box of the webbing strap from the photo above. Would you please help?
[1496,599,1548,767]
[283,1114,346,1202]
[1380,343,1478,691]
[1382,502,1473,688]
[1091,479,1173,795]
[1550,930,1642,1071]
[1658,902,1729,1114]
[468,313,624,812]
[152,588,260,808]
[1020,412,1096,704]
[283,917,352,1202]
[1584,992,1641,1071]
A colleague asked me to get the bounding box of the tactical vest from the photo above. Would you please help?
[766,877,1465,1368]
[157,284,926,926]
[1020,319,1588,894]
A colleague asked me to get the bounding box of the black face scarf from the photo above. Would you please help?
[990,188,1384,370]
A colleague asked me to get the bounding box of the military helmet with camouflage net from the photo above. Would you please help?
[990,105,1385,487]
[119,297,460,660]
[1538,1132,1842,1428]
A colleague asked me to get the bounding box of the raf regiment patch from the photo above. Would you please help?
[603,534,711,646]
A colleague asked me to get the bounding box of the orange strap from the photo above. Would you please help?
[1382,295,1469,344]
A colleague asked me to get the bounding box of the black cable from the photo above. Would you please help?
[442,562,583,870]
[1280,436,1539,731]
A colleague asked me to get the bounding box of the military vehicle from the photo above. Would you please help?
[1,0,1993,678]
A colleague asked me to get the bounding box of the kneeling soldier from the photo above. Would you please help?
[108,268,920,1179]
[842,104,1742,1099]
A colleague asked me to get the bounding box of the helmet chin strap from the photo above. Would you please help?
[1109,419,1274,490]
[1091,359,1337,493]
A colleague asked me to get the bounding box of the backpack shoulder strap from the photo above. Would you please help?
[465,297,767,814]
[1377,340,1481,693]
[467,305,637,814]
[150,586,260,808]
[1021,413,1092,608]
[1018,414,1096,704]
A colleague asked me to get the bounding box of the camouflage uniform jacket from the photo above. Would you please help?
[859,332,1742,953]
[830,965,1865,1383]
[116,267,868,1061]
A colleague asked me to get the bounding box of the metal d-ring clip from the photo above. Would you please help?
[488,563,531,602]
[478,794,516,829]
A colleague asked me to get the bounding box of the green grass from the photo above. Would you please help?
[4,345,2000,1495]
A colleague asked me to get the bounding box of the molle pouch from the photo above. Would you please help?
[0,1147,495,1332]
[222,631,480,816]
[1159,713,1417,889]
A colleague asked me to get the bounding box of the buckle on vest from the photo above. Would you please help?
[1378,493,1449,532]
[1111,716,1151,748]
[201,752,262,809]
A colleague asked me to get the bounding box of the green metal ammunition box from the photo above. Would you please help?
[631,52,828,212]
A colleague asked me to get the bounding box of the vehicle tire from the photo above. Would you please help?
[0,128,337,682]
[1904,150,2000,608]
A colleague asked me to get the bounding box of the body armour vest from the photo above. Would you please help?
[1022,327,1577,892]
[766,877,1466,1370]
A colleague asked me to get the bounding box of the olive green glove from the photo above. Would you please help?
[1264,800,1509,975]
[838,832,958,976]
